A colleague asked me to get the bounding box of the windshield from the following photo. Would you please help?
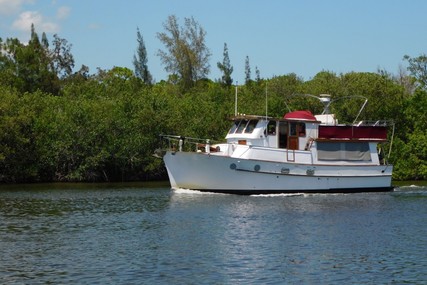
[244,120,258,133]
[229,119,259,134]
[235,120,248,133]
[228,120,240,134]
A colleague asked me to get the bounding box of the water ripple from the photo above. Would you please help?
[0,185,426,284]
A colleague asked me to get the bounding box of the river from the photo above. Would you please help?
[0,182,426,284]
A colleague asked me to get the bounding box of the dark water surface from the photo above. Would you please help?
[0,183,426,284]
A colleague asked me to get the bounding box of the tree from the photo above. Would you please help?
[403,54,427,89]
[30,23,39,43]
[392,89,427,180]
[395,65,416,95]
[0,26,74,95]
[157,15,211,90]
[302,70,340,97]
[133,27,152,84]
[1,32,57,94]
[245,55,251,84]
[41,32,49,49]
[50,34,75,79]
[217,43,233,86]
[0,88,48,182]
[255,66,261,83]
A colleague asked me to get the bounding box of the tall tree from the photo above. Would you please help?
[395,65,416,95]
[30,23,39,44]
[50,34,75,79]
[1,27,54,94]
[217,43,233,86]
[41,32,49,49]
[133,27,152,84]
[245,55,251,84]
[255,66,261,82]
[157,15,211,90]
[403,54,427,89]
[0,26,74,95]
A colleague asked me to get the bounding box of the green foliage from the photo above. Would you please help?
[157,15,211,91]
[0,67,425,182]
[133,27,152,85]
[0,87,38,182]
[392,132,427,180]
[1,27,427,182]
[403,54,427,89]
[245,56,251,84]
[391,89,427,180]
[0,28,74,96]
[217,43,233,86]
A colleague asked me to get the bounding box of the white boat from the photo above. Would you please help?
[159,94,394,194]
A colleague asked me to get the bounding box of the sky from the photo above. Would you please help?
[1,0,427,83]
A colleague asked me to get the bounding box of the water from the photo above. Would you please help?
[0,183,426,284]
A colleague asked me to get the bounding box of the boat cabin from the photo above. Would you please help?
[226,111,321,150]
[225,110,388,153]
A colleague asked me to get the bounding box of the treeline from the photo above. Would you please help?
[1,22,427,182]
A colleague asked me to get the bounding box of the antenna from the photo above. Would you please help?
[265,82,268,120]
[234,82,238,116]
[352,98,368,124]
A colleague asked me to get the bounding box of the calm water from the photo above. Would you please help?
[0,183,426,284]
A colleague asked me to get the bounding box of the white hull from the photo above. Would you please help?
[164,151,393,194]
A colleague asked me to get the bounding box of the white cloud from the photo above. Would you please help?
[12,10,59,33]
[0,0,33,15]
[56,6,70,20]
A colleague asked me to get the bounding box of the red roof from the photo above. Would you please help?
[283,110,317,121]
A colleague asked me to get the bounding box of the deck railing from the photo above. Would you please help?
[354,120,392,127]
[160,135,213,153]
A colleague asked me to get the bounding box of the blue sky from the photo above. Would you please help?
[1,0,426,83]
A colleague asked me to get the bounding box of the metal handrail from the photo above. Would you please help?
[160,135,212,152]
[353,120,393,127]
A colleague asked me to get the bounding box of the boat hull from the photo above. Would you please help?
[163,151,393,194]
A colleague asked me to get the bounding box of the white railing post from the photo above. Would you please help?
[179,138,183,152]
[205,139,210,154]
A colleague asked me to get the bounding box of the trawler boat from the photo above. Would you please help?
[160,95,394,194]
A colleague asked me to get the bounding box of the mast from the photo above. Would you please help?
[234,82,238,116]
[265,82,268,120]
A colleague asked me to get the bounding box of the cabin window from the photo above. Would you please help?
[229,119,257,134]
[244,120,258,133]
[317,142,371,161]
[290,122,306,137]
[266,121,276,135]
[229,120,240,134]
[235,119,248,133]
[290,123,297,136]
[298,123,306,137]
